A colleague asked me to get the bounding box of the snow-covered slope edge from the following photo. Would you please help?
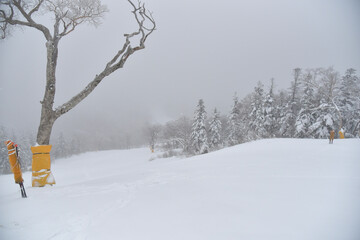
[0,138,359,240]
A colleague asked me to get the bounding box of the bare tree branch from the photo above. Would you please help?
[44,0,108,38]
[54,0,155,119]
[1,0,52,39]
[28,0,44,17]
[1,0,107,40]
[0,0,15,38]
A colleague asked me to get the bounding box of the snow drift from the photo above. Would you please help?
[0,138,359,240]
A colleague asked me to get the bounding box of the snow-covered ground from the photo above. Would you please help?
[0,138,359,240]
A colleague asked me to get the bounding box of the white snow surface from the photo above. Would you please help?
[1,138,360,240]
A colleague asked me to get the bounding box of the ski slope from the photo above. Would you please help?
[0,139,359,240]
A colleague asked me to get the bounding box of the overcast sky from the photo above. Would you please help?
[0,0,359,142]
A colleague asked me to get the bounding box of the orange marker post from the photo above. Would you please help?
[5,140,27,198]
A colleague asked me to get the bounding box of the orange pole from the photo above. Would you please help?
[5,140,23,184]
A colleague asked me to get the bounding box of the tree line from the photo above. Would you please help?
[146,67,360,156]
[1,67,359,174]
[0,128,138,174]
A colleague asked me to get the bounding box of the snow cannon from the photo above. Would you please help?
[5,140,24,184]
[31,145,56,187]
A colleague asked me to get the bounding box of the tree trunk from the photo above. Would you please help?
[36,39,59,145]
[36,111,56,145]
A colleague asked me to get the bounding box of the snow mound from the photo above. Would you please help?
[0,138,359,240]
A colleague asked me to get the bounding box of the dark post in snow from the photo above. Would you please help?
[1,0,156,186]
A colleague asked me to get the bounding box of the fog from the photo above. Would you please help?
[0,0,359,146]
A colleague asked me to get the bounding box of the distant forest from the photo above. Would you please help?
[1,67,359,174]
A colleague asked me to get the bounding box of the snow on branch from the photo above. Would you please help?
[0,0,108,40]
[46,0,108,37]
[1,0,52,39]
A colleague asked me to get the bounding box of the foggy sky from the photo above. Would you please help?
[1,0,359,143]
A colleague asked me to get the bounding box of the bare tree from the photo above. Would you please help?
[0,0,156,145]
[163,116,192,153]
[143,123,162,152]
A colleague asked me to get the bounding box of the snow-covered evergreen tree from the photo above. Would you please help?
[249,82,266,138]
[208,108,222,150]
[16,131,34,171]
[295,73,316,138]
[309,101,339,138]
[309,68,340,138]
[0,126,11,174]
[337,68,360,137]
[263,78,279,138]
[236,94,256,142]
[227,94,242,146]
[276,90,289,137]
[69,136,82,156]
[191,99,209,154]
[279,68,302,137]
[53,133,69,159]
[318,67,339,104]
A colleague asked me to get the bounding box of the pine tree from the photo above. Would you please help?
[239,93,256,141]
[279,68,302,137]
[309,100,339,138]
[208,108,222,150]
[337,68,360,136]
[53,133,69,159]
[276,90,289,137]
[0,126,11,174]
[263,78,278,138]
[295,73,316,138]
[249,82,266,138]
[318,67,339,104]
[227,94,242,146]
[309,68,340,138]
[191,99,209,154]
[16,131,33,171]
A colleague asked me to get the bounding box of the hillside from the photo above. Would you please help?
[0,138,359,240]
